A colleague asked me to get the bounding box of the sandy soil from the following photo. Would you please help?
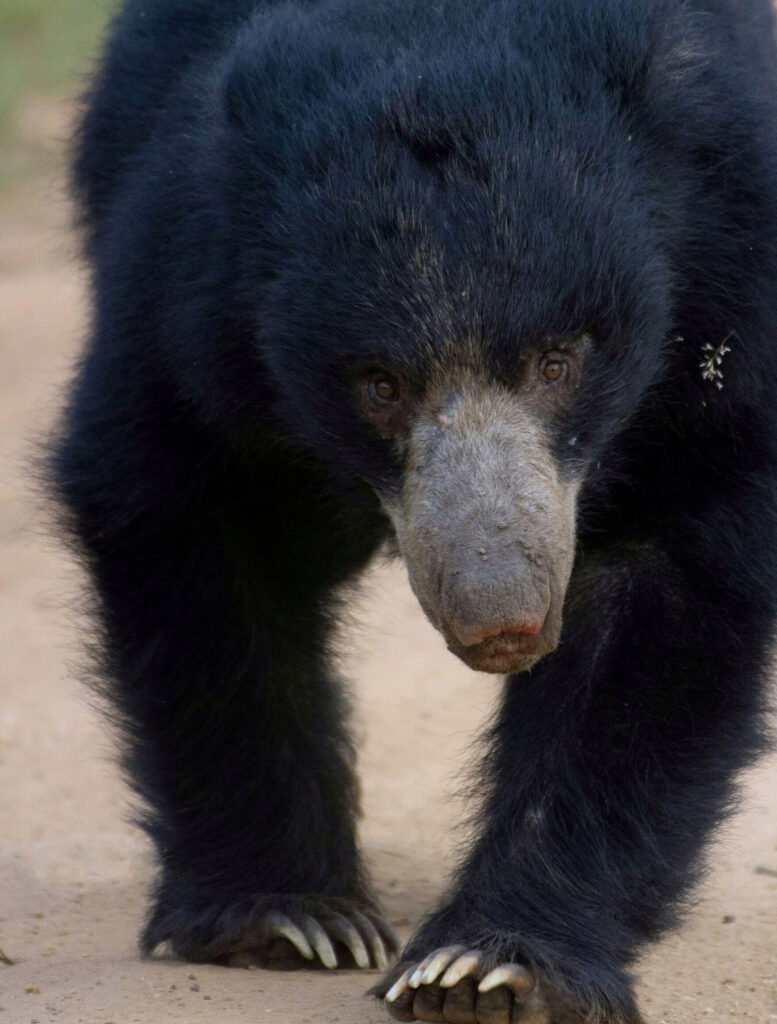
[1,105,777,1024]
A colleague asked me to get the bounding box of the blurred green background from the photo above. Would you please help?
[1,0,116,187]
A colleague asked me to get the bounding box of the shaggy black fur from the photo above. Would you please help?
[54,0,777,1020]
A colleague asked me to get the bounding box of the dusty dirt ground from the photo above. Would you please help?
[1,101,777,1024]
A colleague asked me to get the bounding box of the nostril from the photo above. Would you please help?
[454,619,545,648]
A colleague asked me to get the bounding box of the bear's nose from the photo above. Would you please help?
[453,619,544,648]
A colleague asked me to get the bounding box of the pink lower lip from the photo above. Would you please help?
[447,630,539,655]
[456,620,545,647]
[499,621,543,637]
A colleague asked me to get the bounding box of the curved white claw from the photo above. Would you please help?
[439,951,484,988]
[351,911,389,970]
[300,914,338,969]
[386,966,414,1003]
[377,918,402,954]
[408,951,439,988]
[410,945,468,988]
[327,913,370,969]
[478,964,534,998]
[263,912,315,960]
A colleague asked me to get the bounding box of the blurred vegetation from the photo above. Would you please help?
[1,0,116,186]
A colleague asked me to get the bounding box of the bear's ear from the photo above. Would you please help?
[595,8,715,120]
[219,8,331,138]
[220,53,261,136]
[218,22,282,140]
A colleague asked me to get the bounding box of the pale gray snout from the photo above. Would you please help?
[383,378,579,675]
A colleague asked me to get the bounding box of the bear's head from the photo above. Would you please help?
[226,38,675,671]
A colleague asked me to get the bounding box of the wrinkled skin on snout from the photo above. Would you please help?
[376,369,581,674]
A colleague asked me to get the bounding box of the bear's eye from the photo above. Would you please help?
[539,355,568,384]
[369,374,401,404]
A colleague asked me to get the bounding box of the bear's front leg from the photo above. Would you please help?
[55,393,398,971]
[375,530,775,1023]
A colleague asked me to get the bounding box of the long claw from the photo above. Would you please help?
[263,912,314,960]
[300,914,338,969]
[478,964,534,998]
[386,966,415,1003]
[409,951,438,988]
[327,913,370,969]
[440,952,483,988]
[372,914,402,954]
[351,911,389,970]
[411,945,467,987]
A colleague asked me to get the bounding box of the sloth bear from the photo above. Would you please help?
[54,0,777,1021]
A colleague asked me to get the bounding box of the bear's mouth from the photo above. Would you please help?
[443,630,553,674]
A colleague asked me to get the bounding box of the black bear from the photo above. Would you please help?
[54,0,777,1021]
